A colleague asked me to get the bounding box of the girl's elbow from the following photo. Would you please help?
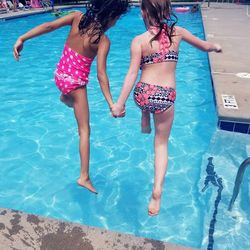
[129,71,138,80]
[97,71,105,79]
[127,67,139,77]
[97,72,108,83]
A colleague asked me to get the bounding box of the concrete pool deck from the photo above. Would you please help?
[0,208,197,250]
[201,3,250,134]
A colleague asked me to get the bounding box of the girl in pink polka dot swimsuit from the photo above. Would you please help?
[13,0,129,194]
[55,43,94,95]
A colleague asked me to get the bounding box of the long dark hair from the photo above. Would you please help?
[141,0,177,47]
[79,0,129,44]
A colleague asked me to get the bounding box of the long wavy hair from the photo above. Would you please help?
[79,0,129,44]
[141,0,177,47]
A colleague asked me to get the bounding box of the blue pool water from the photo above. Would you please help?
[0,7,250,249]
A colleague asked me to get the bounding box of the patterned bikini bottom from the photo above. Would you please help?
[133,81,176,114]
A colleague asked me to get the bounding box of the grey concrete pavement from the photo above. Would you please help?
[0,208,198,250]
[201,3,250,128]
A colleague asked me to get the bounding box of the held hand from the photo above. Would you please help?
[214,43,222,53]
[111,103,126,118]
[13,38,24,61]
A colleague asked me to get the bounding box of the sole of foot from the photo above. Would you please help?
[77,179,98,194]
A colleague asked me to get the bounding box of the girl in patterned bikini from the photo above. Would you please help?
[13,0,129,194]
[112,0,221,216]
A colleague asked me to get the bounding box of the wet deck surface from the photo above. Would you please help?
[0,208,197,250]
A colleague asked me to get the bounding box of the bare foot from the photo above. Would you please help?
[148,190,161,216]
[77,178,98,194]
[141,112,151,134]
[60,94,73,108]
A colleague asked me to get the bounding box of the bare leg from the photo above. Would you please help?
[69,87,97,194]
[148,106,174,216]
[13,0,18,11]
[60,94,74,108]
[141,111,151,134]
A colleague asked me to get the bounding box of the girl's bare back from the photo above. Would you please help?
[139,27,182,89]
[66,12,99,59]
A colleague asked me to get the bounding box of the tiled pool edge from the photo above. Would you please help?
[218,120,250,134]
[0,208,198,250]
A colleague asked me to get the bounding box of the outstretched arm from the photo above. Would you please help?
[179,27,222,52]
[96,35,114,110]
[13,11,81,60]
[113,37,142,116]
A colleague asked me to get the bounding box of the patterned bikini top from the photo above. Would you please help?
[140,50,178,68]
[140,25,179,69]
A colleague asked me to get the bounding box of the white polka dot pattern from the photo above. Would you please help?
[55,44,94,95]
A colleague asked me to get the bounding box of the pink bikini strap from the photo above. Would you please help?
[159,24,170,58]
[150,24,170,62]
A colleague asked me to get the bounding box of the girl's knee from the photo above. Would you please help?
[78,126,90,137]
[155,132,170,143]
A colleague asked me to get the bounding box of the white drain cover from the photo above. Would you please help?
[236,72,250,79]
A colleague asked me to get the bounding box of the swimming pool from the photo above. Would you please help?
[0,7,249,249]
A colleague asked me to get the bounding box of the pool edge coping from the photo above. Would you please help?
[0,207,199,250]
[200,3,250,135]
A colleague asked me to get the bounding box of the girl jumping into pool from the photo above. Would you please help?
[112,0,221,215]
[13,0,129,194]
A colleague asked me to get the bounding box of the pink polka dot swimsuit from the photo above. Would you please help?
[54,44,94,95]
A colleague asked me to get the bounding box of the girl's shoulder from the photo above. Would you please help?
[133,31,148,43]
[67,10,84,22]
[173,26,188,37]
[173,26,181,34]
[100,34,110,43]
[98,34,111,48]
[68,10,83,24]
[73,10,84,18]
